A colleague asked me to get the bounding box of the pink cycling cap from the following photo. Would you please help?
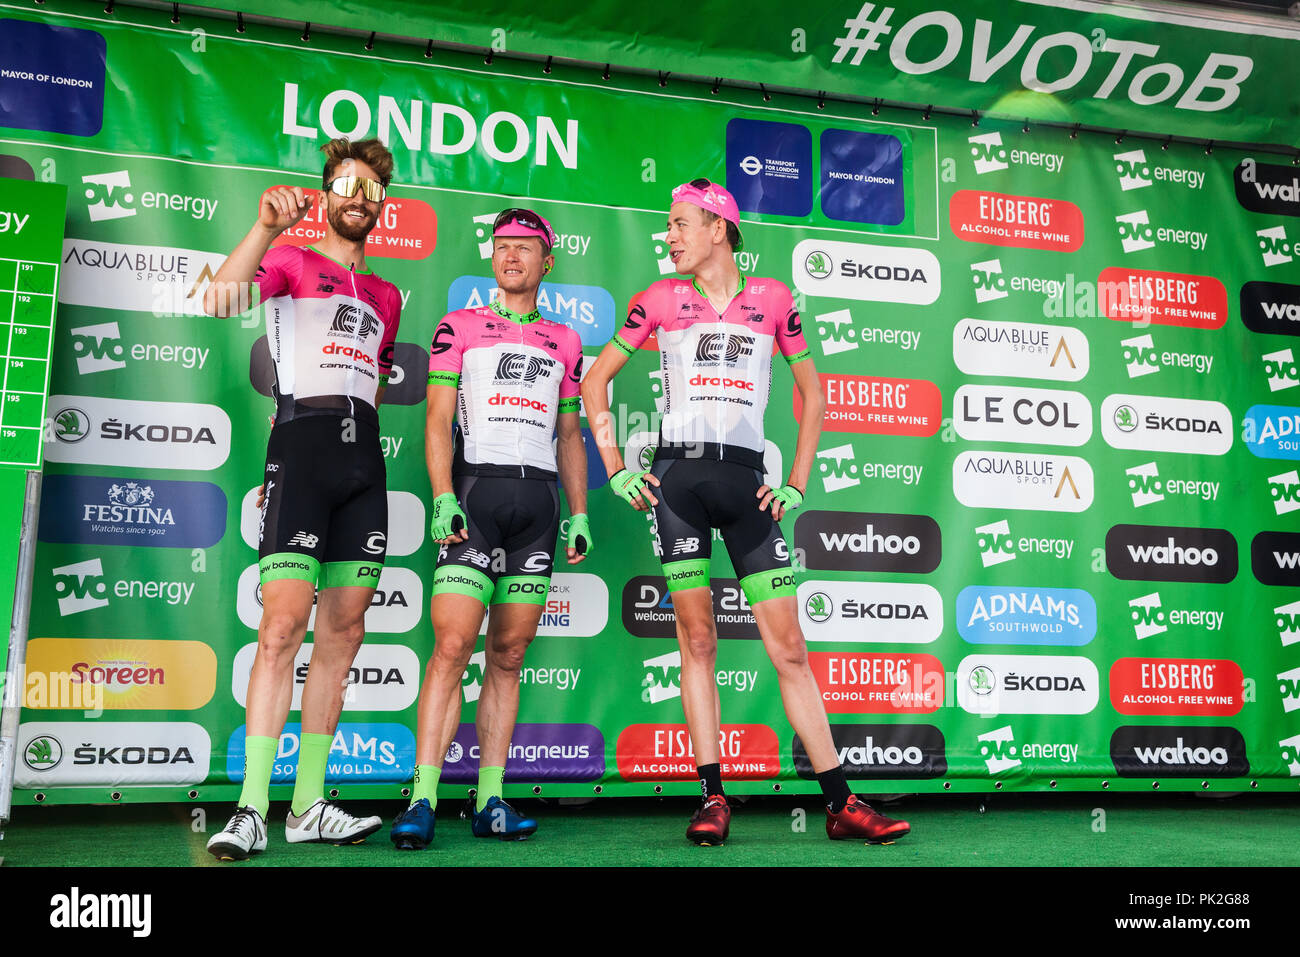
[492,207,557,250]
[671,179,744,250]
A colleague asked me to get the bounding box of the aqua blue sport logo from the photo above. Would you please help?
[1243,405,1300,460]
[956,586,1097,646]
[38,474,227,548]
[227,723,415,783]
[448,276,615,347]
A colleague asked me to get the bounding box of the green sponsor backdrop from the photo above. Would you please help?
[3,5,1298,803]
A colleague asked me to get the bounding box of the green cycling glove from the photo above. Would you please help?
[769,485,804,513]
[430,492,467,540]
[567,513,593,556]
[609,468,651,508]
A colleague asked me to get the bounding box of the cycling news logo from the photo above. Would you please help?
[622,576,760,640]
[1258,225,1293,267]
[953,451,1093,512]
[977,726,1022,774]
[794,510,941,574]
[24,638,216,711]
[1105,525,1238,584]
[641,650,682,704]
[793,724,947,779]
[14,722,210,788]
[1111,658,1243,716]
[80,170,135,222]
[1282,733,1300,776]
[968,132,1063,177]
[39,475,226,549]
[970,259,1007,303]
[808,652,944,713]
[1264,348,1300,392]
[954,384,1092,447]
[956,654,1099,716]
[442,723,605,783]
[797,580,943,644]
[446,275,615,347]
[1236,159,1300,216]
[1251,530,1300,586]
[70,321,125,373]
[1277,664,1300,714]
[1241,281,1300,336]
[1129,593,1168,640]
[1110,726,1249,777]
[495,352,555,382]
[231,642,418,711]
[790,238,940,305]
[796,373,941,437]
[819,129,905,226]
[726,117,813,218]
[975,520,1016,567]
[58,239,227,315]
[481,573,608,638]
[617,724,780,781]
[51,558,109,615]
[242,488,421,557]
[1277,599,1300,647]
[952,318,1087,382]
[1098,267,1227,329]
[236,563,423,633]
[1270,471,1300,515]
[267,185,435,260]
[956,586,1097,646]
[227,723,415,783]
[949,190,1084,252]
[1100,394,1232,456]
[44,395,232,471]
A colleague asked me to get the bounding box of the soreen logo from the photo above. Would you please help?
[1110,726,1248,777]
[1106,524,1238,584]
[956,586,1096,647]
[949,190,1083,252]
[791,238,940,305]
[952,318,1087,382]
[795,510,940,573]
[955,384,1092,447]
[1100,394,1232,456]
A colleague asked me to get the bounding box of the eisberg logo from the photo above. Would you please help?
[791,238,940,305]
[798,580,942,644]
[952,318,1087,382]
[797,373,942,437]
[1111,726,1248,777]
[617,723,780,781]
[1100,394,1232,456]
[949,190,1084,252]
[956,586,1096,646]
[809,652,944,714]
[953,450,1092,513]
[1099,267,1227,329]
[955,384,1092,447]
[956,654,1099,715]
[1258,225,1294,267]
[1106,524,1238,584]
[794,510,940,573]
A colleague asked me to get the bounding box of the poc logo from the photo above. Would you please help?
[969,258,1007,303]
[1127,462,1164,507]
[968,132,1009,175]
[82,170,136,222]
[1263,348,1300,392]
[641,650,682,703]
[71,322,126,374]
[975,519,1015,568]
[977,725,1021,774]
[650,231,675,275]
[817,444,859,493]
[1114,149,1153,191]
[815,309,858,356]
[1129,592,1167,640]
[1270,470,1300,516]
[1121,334,1159,378]
[1276,598,1300,647]
[1116,211,1156,254]
[471,212,497,259]
[1258,226,1294,268]
[52,558,110,615]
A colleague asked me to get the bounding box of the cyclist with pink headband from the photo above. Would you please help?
[391,208,589,849]
[583,179,911,846]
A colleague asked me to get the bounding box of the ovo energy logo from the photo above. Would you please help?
[1116,210,1156,254]
[1259,226,1294,267]
[81,170,135,222]
[1129,592,1167,640]
[976,520,1015,568]
[641,650,682,703]
[1270,470,1300,515]
[1275,598,1300,647]
[970,258,1007,303]
[1127,462,1163,507]
[71,322,126,374]
[968,132,1009,175]
[1263,349,1300,392]
[1114,150,1153,191]
[977,725,1021,775]
[815,309,858,356]
[817,444,859,493]
[51,559,109,615]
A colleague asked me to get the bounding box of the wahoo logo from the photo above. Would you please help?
[1127,462,1164,508]
[71,322,126,374]
[495,352,554,382]
[1121,334,1159,378]
[970,258,1007,303]
[650,230,675,275]
[472,212,497,258]
[52,559,110,615]
[1259,225,1294,268]
[1111,726,1249,777]
[818,444,860,493]
[461,650,486,703]
[1278,665,1300,713]
[1252,530,1300,586]
[1263,348,1300,392]
[1281,733,1300,776]
[1269,470,1300,516]
[968,132,1009,175]
[642,650,682,704]
[695,333,754,365]
[815,309,858,356]
[1129,592,1167,640]
[976,519,1016,568]
[82,170,136,222]
[977,725,1021,774]
[1116,211,1156,254]
[1276,598,1300,647]
[330,303,379,338]
[1113,149,1153,191]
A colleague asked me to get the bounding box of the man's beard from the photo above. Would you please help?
[328,203,376,241]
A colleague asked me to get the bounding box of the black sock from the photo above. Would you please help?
[697,763,724,799]
[818,766,852,813]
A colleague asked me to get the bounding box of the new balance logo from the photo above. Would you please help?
[1270,471,1300,516]
[1278,665,1300,714]
[287,531,319,549]
[1113,149,1152,191]
[695,333,754,364]
[671,538,700,556]
[82,170,136,222]
[976,520,1016,567]
[1263,348,1300,392]
[1116,211,1156,254]
[1259,226,1293,267]
[462,548,491,568]
[71,322,126,374]
[495,352,555,382]
[970,259,1007,303]
[1126,462,1164,508]
[968,132,1009,175]
[977,725,1021,774]
[52,559,110,615]
[330,303,379,338]
[1276,599,1300,647]
[816,309,858,356]
[1121,334,1159,378]
[818,444,860,493]
[1129,592,1167,640]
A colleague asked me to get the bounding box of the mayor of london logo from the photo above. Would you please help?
[804,250,833,280]
[53,408,91,443]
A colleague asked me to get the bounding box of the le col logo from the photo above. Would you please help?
[81,169,218,223]
[1100,394,1233,457]
[1113,150,1206,192]
[968,132,1063,176]
[955,383,1092,447]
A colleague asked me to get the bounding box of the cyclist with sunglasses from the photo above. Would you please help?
[389,208,589,849]
[202,137,402,860]
[582,180,911,846]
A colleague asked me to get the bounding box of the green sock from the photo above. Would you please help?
[237,735,277,820]
[291,732,333,817]
[476,766,505,813]
[413,764,441,809]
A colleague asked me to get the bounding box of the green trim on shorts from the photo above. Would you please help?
[433,564,493,606]
[740,568,798,605]
[321,561,383,590]
[259,553,320,585]
[785,349,812,364]
[491,574,551,606]
[662,559,711,593]
[558,396,580,413]
[378,373,390,386]
[428,370,460,387]
[612,333,635,357]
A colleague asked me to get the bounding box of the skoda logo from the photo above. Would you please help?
[445,742,464,763]
[52,407,91,443]
[1113,405,1139,433]
[739,155,763,176]
[638,447,656,470]
[23,734,63,771]
[804,250,833,280]
[969,666,996,695]
[805,592,833,622]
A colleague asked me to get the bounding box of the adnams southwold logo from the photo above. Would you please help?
[1112,150,1205,192]
[968,132,1062,176]
[956,586,1096,646]
[791,238,940,305]
[81,170,219,223]
[1120,333,1212,379]
[1114,210,1207,255]
[1101,394,1233,456]
[1125,462,1220,508]
[1258,225,1294,268]
[952,318,1087,382]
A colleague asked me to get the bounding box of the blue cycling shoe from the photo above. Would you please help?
[390,798,436,850]
[470,796,538,840]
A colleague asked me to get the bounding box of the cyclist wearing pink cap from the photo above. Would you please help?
[583,179,911,846]
[391,208,589,848]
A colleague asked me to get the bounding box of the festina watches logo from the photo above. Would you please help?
[71,322,126,374]
[976,519,1016,567]
[977,725,1021,774]
[817,444,859,492]
[86,482,175,529]
[1276,598,1300,647]
[1270,470,1300,515]
[815,309,858,356]
[1258,225,1294,267]
[1129,592,1168,640]
[1263,348,1300,392]
[969,258,1007,303]
[1127,462,1164,507]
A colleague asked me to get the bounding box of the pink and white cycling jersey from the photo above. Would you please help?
[255,244,402,423]
[613,276,810,469]
[427,303,583,478]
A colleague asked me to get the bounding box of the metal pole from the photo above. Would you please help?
[0,471,44,828]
